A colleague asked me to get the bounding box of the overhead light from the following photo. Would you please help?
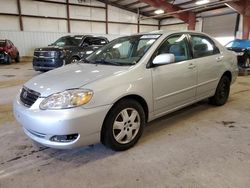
[154,9,164,14]
[195,0,210,5]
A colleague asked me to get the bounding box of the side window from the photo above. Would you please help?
[190,35,220,58]
[157,34,189,62]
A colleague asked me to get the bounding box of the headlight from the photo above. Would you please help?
[237,52,244,56]
[60,50,67,58]
[40,89,93,110]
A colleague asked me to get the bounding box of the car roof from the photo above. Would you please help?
[130,30,211,37]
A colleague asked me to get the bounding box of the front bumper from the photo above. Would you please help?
[33,57,65,71]
[13,95,112,149]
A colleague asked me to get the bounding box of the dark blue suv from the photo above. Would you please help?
[226,39,250,68]
[33,35,109,71]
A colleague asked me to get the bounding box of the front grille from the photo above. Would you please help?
[20,87,40,107]
[34,51,58,58]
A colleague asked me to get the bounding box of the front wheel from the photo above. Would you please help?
[244,57,250,68]
[5,54,12,64]
[69,56,80,64]
[209,76,231,106]
[102,99,145,151]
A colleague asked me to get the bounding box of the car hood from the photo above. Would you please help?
[24,63,130,97]
[226,47,247,52]
[35,45,76,51]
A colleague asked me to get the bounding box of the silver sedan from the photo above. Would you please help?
[13,31,238,151]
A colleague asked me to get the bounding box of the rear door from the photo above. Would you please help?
[151,34,197,116]
[188,34,223,100]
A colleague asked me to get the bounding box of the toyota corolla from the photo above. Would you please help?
[13,31,238,151]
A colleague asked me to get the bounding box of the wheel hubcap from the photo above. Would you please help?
[113,108,140,144]
[71,59,78,63]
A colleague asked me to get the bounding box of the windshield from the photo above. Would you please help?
[52,36,83,47]
[226,40,250,48]
[0,40,6,47]
[85,34,160,66]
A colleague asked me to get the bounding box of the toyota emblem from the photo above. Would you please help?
[23,91,28,98]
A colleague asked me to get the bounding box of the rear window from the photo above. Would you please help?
[53,36,83,47]
[0,40,6,47]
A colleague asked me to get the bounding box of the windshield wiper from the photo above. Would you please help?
[94,59,120,66]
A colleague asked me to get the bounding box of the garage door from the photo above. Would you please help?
[202,13,238,37]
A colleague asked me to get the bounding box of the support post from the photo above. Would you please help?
[66,0,70,33]
[105,0,108,34]
[158,19,161,30]
[17,0,23,31]
[187,12,196,30]
[242,15,250,39]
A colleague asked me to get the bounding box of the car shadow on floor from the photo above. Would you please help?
[140,99,216,143]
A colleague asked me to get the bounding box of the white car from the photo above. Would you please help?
[13,31,238,151]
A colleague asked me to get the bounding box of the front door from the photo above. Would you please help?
[151,34,197,117]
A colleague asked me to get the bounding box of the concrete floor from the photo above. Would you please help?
[0,61,250,188]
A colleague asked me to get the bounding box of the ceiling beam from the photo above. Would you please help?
[175,0,196,7]
[124,1,141,7]
[225,2,244,14]
[138,0,195,23]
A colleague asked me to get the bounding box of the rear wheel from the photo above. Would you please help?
[15,52,20,62]
[102,99,145,151]
[209,76,231,106]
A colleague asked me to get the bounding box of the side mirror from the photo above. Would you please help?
[153,53,175,65]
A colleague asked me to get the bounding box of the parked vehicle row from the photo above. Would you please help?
[0,39,19,64]
[13,31,238,151]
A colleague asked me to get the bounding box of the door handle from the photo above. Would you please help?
[216,56,224,62]
[188,63,196,69]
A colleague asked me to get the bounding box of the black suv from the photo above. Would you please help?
[33,35,109,71]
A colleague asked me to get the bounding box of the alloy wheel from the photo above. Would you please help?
[112,108,140,144]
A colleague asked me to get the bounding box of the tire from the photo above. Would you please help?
[102,99,145,151]
[244,57,250,68]
[15,52,20,63]
[5,54,12,64]
[209,76,231,106]
[69,56,80,64]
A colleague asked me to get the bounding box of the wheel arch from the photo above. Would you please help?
[100,94,149,144]
[222,70,232,82]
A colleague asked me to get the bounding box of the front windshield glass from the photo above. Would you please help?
[85,34,161,66]
[53,36,83,47]
[226,40,250,48]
